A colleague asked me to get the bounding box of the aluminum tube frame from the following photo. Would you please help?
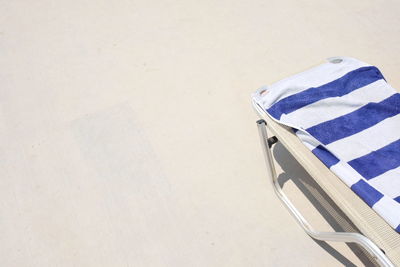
[256,119,393,267]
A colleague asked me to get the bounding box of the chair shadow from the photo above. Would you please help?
[272,142,378,267]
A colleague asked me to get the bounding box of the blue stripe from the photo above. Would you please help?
[267,66,384,119]
[312,145,339,168]
[306,93,400,145]
[396,225,400,233]
[348,139,400,180]
[350,179,384,207]
[394,196,400,203]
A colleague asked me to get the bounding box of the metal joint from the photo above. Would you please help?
[267,136,278,148]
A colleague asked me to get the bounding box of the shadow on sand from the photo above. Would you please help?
[272,142,378,267]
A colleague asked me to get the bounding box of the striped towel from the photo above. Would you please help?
[252,57,400,232]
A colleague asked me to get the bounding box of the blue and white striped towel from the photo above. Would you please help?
[252,57,400,232]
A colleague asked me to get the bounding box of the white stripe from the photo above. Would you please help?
[369,166,400,199]
[330,162,362,187]
[326,114,400,162]
[295,130,320,150]
[373,196,400,228]
[280,80,396,129]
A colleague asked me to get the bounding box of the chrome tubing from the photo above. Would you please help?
[256,120,393,267]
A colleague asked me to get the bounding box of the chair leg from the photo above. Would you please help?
[256,119,393,267]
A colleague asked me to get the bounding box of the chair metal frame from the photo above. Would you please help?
[254,101,394,266]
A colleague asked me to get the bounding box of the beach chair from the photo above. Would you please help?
[252,57,400,267]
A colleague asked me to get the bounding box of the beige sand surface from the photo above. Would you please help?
[1,1,400,266]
